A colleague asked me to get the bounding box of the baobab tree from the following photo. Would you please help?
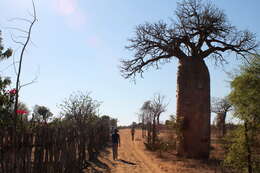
[140,100,152,144]
[211,97,232,137]
[139,94,167,148]
[151,94,167,131]
[150,94,167,146]
[120,0,258,158]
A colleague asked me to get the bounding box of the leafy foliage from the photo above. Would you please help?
[224,55,260,173]
[59,91,114,160]
[0,31,13,125]
[32,105,53,123]
[0,77,13,126]
[229,58,260,122]
[0,31,12,60]
[224,126,258,172]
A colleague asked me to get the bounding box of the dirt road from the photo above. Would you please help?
[89,129,218,173]
[108,129,164,173]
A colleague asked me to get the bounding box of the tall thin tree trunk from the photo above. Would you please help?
[152,116,156,147]
[216,112,226,137]
[142,116,145,138]
[176,58,211,159]
[147,121,151,145]
[244,122,252,173]
[157,115,160,134]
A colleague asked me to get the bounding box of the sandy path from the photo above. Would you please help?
[92,129,218,173]
[107,129,165,173]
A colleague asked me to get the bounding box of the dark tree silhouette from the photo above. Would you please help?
[32,105,53,123]
[211,97,232,137]
[0,31,12,60]
[13,1,37,126]
[120,0,258,158]
[150,94,167,146]
[139,94,167,148]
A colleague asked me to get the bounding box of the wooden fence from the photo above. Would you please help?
[0,120,111,173]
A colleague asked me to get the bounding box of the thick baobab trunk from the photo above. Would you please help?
[216,112,226,137]
[176,57,211,159]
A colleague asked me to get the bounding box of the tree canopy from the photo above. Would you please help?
[225,55,260,173]
[229,55,260,122]
[0,31,12,60]
[211,97,232,114]
[120,0,258,79]
[32,105,53,123]
[59,91,101,123]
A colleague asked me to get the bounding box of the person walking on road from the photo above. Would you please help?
[131,127,135,141]
[112,129,120,160]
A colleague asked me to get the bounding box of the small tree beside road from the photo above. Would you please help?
[225,55,260,173]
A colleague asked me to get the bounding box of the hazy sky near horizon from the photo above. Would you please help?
[0,0,259,125]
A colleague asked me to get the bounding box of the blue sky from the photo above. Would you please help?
[0,0,259,125]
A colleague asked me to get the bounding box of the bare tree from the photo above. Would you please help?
[60,91,100,123]
[5,1,37,171]
[150,94,167,146]
[138,112,146,138]
[120,0,258,158]
[59,91,101,160]
[140,100,152,144]
[139,94,167,148]
[211,97,232,137]
[151,94,167,128]
[8,0,38,127]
